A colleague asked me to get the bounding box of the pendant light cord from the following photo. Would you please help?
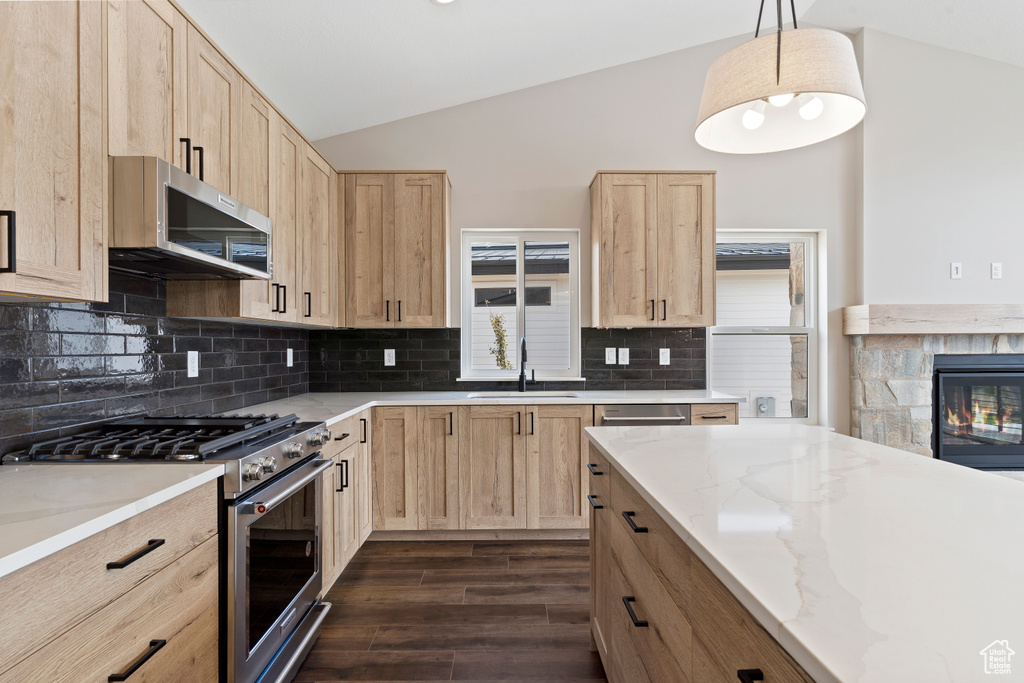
[755,0,800,84]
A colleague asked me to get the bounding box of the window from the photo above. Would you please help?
[710,233,821,422]
[460,231,580,380]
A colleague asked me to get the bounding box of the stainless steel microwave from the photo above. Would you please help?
[109,156,272,280]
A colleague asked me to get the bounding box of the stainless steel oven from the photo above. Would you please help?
[228,455,333,683]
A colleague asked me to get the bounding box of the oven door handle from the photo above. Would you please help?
[239,459,333,515]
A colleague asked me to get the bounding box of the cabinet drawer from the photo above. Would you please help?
[608,517,692,682]
[689,558,814,683]
[327,413,364,455]
[586,443,611,498]
[690,403,738,425]
[0,480,217,675]
[611,468,692,614]
[0,536,219,683]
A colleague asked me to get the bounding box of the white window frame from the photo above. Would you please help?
[710,230,826,425]
[459,229,581,381]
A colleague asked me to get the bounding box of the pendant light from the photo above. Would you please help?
[695,0,866,154]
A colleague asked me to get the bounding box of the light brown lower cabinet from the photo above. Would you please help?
[418,406,460,530]
[321,410,373,594]
[371,406,419,531]
[527,405,593,529]
[0,481,218,681]
[591,444,814,683]
[458,405,528,529]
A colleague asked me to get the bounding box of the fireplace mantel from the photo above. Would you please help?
[843,304,1024,336]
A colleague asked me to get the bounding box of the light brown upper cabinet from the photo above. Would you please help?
[299,145,338,327]
[526,405,593,529]
[590,172,716,327]
[0,1,106,303]
[344,172,450,328]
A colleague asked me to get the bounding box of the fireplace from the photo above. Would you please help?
[934,354,1024,468]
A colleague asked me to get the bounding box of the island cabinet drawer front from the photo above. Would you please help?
[0,480,217,674]
[611,468,692,613]
[608,518,693,683]
[690,403,738,425]
[0,537,219,683]
[587,444,611,498]
[689,558,814,683]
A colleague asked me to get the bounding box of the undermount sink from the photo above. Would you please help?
[467,391,581,399]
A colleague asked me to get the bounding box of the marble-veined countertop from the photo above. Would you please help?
[585,423,1024,683]
[0,463,223,579]
[246,389,740,427]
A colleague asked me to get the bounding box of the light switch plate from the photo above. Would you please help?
[384,349,396,366]
[187,351,199,378]
[618,348,629,365]
[286,348,293,367]
[659,348,670,365]
[992,262,1003,279]
[951,262,962,279]
[605,348,616,365]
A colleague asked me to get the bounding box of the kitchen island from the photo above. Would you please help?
[586,423,1024,682]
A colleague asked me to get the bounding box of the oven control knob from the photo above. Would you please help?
[243,463,263,481]
[259,455,278,473]
[321,428,333,443]
[308,431,323,447]
[284,442,303,458]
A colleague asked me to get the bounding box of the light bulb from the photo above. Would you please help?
[768,93,794,107]
[798,95,824,120]
[741,100,767,130]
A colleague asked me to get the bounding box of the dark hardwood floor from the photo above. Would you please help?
[295,539,607,682]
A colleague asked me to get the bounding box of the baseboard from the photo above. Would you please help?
[367,528,590,542]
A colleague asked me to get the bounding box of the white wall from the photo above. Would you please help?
[859,30,1024,303]
[315,33,858,433]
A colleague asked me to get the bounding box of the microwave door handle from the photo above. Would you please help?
[243,459,332,514]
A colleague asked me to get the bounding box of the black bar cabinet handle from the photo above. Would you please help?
[622,511,648,533]
[386,300,390,321]
[737,670,764,683]
[281,285,287,314]
[107,539,165,570]
[337,460,349,492]
[304,292,312,318]
[193,145,204,181]
[517,411,521,435]
[529,411,535,435]
[621,596,648,627]
[587,463,603,476]
[397,300,402,322]
[587,494,603,509]
[334,432,350,441]
[449,411,454,436]
[271,283,280,313]
[360,418,367,443]
[700,415,730,420]
[179,137,192,174]
[108,639,167,681]
[650,299,655,321]
[662,299,667,321]
[0,210,15,274]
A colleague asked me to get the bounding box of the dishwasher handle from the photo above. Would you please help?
[601,415,689,424]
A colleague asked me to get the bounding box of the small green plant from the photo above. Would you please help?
[488,312,513,370]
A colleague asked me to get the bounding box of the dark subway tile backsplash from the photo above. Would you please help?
[308,327,705,393]
[0,272,308,456]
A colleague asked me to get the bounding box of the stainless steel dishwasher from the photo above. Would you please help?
[597,404,691,426]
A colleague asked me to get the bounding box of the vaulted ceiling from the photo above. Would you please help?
[175,0,1024,141]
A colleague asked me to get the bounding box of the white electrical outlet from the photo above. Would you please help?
[659,348,670,365]
[187,350,199,378]
[618,348,629,365]
[286,348,293,367]
[384,349,396,366]
[992,262,1003,279]
[605,348,616,365]
[950,262,962,279]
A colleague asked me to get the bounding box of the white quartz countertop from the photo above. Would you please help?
[585,423,1024,683]
[0,463,224,579]
[245,390,739,427]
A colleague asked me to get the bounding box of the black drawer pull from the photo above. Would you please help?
[587,494,603,509]
[700,415,730,420]
[0,210,16,273]
[662,299,667,321]
[360,418,367,443]
[621,596,648,627]
[304,291,312,318]
[108,639,166,681]
[397,300,402,322]
[337,459,349,492]
[622,511,648,533]
[737,670,764,683]
[280,285,287,314]
[334,432,351,441]
[449,411,454,436]
[271,283,280,312]
[107,539,165,569]
[650,299,655,321]
[587,463,603,476]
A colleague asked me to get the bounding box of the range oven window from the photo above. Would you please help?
[246,478,318,653]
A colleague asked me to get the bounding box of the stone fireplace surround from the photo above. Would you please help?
[844,304,1024,457]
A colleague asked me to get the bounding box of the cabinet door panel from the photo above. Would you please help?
[299,146,336,326]
[658,174,715,326]
[356,416,373,543]
[320,450,337,592]
[186,24,240,196]
[393,174,444,327]
[598,174,658,326]
[371,407,418,530]
[419,406,460,530]
[107,0,187,165]
[337,447,358,567]
[273,122,302,322]
[345,173,394,327]
[527,405,591,529]
[0,0,105,302]
[459,406,527,529]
